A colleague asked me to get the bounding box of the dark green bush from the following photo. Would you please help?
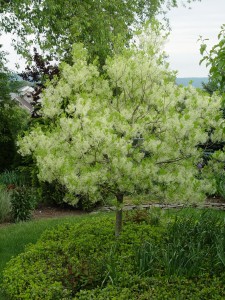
[36,181,103,210]
[37,181,66,206]
[11,187,39,222]
[163,210,224,277]
[0,170,28,188]
[215,173,225,200]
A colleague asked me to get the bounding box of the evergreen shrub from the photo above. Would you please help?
[2,211,225,299]
[2,216,163,299]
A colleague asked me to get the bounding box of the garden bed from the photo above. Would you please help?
[1,208,225,299]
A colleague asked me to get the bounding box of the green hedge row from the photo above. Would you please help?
[2,210,225,299]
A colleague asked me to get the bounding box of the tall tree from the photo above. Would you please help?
[0,99,30,171]
[19,47,60,118]
[1,0,201,65]
[0,43,10,100]
[0,44,30,171]
[18,27,224,235]
[200,25,225,103]
[200,25,225,154]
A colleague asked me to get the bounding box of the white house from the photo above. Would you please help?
[10,86,35,113]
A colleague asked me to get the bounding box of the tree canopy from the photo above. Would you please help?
[0,0,201,65]
[18,26,224,234]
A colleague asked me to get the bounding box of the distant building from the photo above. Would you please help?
[10,86,34,112]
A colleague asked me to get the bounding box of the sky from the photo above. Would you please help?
[165,0,225,77]
[1,0,225,78]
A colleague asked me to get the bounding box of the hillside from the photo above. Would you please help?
[176,77,208,89]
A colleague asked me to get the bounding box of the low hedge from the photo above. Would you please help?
[2,210,225,299]
[75,275,225,300]
[2,215,163,299]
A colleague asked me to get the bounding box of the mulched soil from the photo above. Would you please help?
[0,207,86,228]
[32,206,85,220]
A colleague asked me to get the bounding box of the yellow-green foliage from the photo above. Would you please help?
[74,275,225,300]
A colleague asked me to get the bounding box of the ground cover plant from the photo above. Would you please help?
[2,209,225,299]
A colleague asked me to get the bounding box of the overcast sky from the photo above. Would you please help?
[165,0,225,77]
[1,0,225,77]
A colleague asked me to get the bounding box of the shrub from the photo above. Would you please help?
[37,181,66,207]
[74,275,225,299]
[0,170,27,188]
[215,173,225,200]
[2,216,163,299]
[2,211,225,299]
[124,207,163,226]
[0,187,12,223]
[11,187,39,222]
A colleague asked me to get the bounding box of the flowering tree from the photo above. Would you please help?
[18,29,224,235]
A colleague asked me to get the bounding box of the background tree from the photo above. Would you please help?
[0,102,30,172]
[0,45,14,171]
[0,44,30,171]
[200,24,225,103]
[1,0,201,66]
[200,25,225,157]
[20,48,60,118]
[18,27,224,235]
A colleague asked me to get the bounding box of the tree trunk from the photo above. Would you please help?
[115,193,123,237]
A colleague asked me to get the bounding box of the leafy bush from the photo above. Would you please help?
[11,187,39,222]
[37,181,66,207]
[215,173,225,200]
[124,207,163,226]
[2,211,225,299]
[74,274,225,299]
[0,188,12,223]
[2,216,163,299]
[0,170,27,188]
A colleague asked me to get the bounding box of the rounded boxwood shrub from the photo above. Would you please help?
[2,215,163,299]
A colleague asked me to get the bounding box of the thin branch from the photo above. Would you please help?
[156,155,191,165]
